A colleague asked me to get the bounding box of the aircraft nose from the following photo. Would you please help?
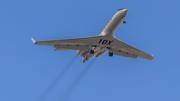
[117,9,128,14]
[122,9,128,13]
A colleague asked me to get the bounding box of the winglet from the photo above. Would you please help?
[31,38,36,44]
[151,54,154,60]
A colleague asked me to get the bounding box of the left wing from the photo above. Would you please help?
[111,37,154,60]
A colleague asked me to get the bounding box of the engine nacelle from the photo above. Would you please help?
[96,50,106,57]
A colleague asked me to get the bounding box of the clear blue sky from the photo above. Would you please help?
[0,0,180,101]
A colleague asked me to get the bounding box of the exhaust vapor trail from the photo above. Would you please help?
[60,58,96,101]
[37,55,78,101]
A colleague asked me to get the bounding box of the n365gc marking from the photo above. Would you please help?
[98,39,113,45]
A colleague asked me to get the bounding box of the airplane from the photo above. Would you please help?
[31,9,154,63]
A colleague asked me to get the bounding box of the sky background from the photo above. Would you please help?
[0,0,180,101]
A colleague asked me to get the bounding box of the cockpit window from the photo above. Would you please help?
[118,9,124,11]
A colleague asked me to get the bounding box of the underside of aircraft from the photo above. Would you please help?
[31,9,154,63]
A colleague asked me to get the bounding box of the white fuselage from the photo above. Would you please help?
[77,9,128,62]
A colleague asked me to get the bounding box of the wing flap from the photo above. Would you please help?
[54,45,89,51]
[113,50,138,58]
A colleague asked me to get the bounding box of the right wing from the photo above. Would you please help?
[31,36,104,51]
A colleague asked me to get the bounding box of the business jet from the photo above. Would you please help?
[31,9,154,62]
